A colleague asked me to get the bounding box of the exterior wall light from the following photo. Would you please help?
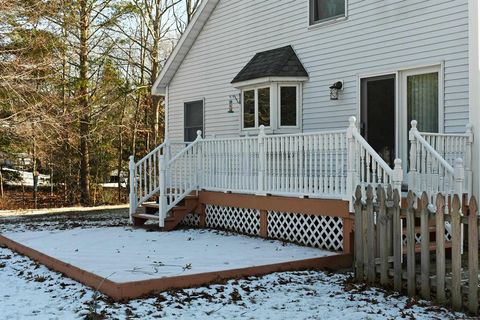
[228,94,241,113]
[329,81,343,100]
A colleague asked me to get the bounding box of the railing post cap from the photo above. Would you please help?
[394,158,402,167]
[129,155,135,161]
[466,123,473,130]
[455,158,464,166]
[196,130,202,139]
[259,125,265,135]
[348,116,356,127]
[410,120,418,129]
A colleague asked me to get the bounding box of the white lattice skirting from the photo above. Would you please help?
[182,213,200,227]
[181,205,344,251]
[267,211,343,251]
[205,205,261,236]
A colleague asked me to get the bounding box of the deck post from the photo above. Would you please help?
[466,123,473,198]
[159,155,167,227]
[346,116,357,212]
[195,130,203,189]
[409,120,418,191]
[257,125,266,196]
[392,159,403,193]
[454,158,465,199]
[128,155,136,224]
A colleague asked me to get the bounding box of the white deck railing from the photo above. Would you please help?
[129,119,405,226]
[262,130,348,198]
[409,120,468,203]
[129,117,474,227]
[201,135,259,194]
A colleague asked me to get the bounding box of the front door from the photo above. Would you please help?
[361,74,396,167]
[184,100,204,142]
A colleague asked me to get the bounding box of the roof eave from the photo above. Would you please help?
[151,0,220,96]
[232,76,309,88]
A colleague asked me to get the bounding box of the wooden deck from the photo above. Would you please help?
[0,232,352,301]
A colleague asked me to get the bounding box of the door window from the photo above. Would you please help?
[360,75,396,167]
[406,72,439,133]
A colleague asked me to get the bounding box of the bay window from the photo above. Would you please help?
[241,83,300,132]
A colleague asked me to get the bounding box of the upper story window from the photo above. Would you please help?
[309,0,346,25]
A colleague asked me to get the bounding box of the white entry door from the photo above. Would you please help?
[398,65,443,171]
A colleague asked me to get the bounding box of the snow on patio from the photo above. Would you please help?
[2,227,335,282]
[0,211,467,319]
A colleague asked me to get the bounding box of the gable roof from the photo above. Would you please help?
[231,46,309,84]
[152,0,220,95]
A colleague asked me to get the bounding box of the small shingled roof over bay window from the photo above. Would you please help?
[231,46,308,133]
[231,45,309,86]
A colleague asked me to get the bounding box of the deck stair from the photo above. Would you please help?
[132,194,199,231]
[397,193,473,254]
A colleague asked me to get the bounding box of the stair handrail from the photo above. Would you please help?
[346,116,403,209]
[418,123,473,198]
[135,142,167,167]
[158,131,203,226]
[409,120,465,199]
[129,141,169,223]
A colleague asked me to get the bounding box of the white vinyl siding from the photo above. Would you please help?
[167,0,469,140]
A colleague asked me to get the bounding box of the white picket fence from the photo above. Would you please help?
[129,117,472,226]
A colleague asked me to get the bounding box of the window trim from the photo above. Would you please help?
[309,0,348,27]
[183,99,205,141]
[278,83,301,129]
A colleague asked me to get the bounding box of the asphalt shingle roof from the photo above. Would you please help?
[231,45,308,84]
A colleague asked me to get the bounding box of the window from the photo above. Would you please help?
[280,86,298,127]
[258,87,270,126]
[184,100,204,142]
[241,83,301,132]
[242,87,270,129]
[310,0,346,25]
[243,90,255,128]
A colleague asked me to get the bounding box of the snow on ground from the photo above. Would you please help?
[0,209,467,319]
[3,228,335,282]
[3,167,50,187]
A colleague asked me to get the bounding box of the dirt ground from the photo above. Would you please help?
[0,187,128,210]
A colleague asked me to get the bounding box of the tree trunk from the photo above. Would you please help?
[117,103,126,202]
[32,122,37,209]
[150,1,162,146]
[79,0,91,205]
[0,168,3,198]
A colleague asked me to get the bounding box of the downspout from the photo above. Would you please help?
[468,0,480,200]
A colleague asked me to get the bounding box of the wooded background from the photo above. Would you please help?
[0,0,200,206]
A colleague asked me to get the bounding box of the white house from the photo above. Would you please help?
[128,0,480,253]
